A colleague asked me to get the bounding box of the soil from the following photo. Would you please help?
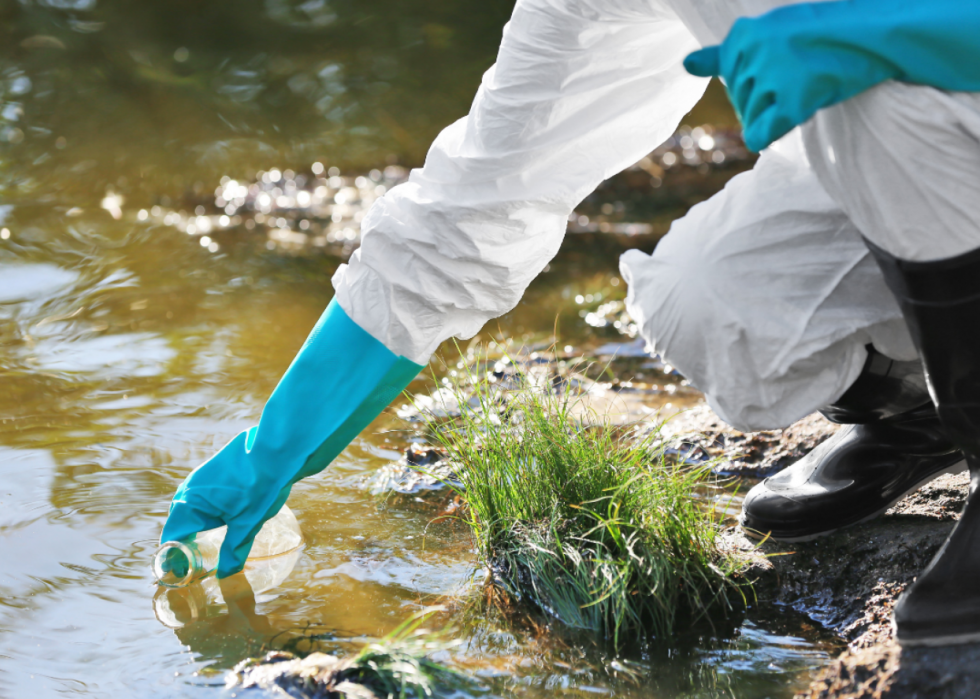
[678,404,976,699]
[655,403,844,478]
[800,643,980,699]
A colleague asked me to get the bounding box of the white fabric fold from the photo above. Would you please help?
[620,131,914,431]
[333,0,706,363]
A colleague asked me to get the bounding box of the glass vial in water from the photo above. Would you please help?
[153,504,303,587]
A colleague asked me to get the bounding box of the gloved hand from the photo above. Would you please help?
[160,298,422,578]
[684,0,980,152]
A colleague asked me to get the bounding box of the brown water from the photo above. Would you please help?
[0,2,839,697]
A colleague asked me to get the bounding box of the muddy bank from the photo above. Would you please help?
[800,642,980,699]
[735,473,966,647]
[765,480,980,699]
[654,403,842,478]
[677,404,974,699]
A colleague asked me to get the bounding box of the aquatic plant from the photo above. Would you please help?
[231,608,467,699]
[421,353,748,648]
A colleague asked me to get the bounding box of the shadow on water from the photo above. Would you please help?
[0,1,833,697]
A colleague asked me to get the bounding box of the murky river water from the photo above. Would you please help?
[1,2,839,697]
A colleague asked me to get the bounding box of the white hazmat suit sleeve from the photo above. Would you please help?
[332,0,707,364]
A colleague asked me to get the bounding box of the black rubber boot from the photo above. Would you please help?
[740,346,965,542]
[866,240,980,647]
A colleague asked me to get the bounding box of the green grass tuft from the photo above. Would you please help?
[341,609,463,698]
[420,352,748,648]
[233,608,468,699]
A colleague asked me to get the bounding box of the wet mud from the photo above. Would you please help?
[656,403,841,478]
[766,482,978,699]
[677,405,974,699]
[800,642,980,699]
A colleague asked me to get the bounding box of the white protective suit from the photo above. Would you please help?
[333,0,980,432]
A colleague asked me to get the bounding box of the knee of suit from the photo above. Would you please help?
[620,194,874,433]
[620,223,733,393]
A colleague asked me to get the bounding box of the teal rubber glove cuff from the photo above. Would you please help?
[160,298,423,578]
[684,0,980,152]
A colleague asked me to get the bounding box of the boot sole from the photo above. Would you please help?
[741,458,968,543]
[894,619,980,648]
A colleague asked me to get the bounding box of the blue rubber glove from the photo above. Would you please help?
[160,298,423,578]
[684,0,980,152]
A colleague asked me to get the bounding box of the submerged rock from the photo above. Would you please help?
[367,443,461,495]
[231,651,372,699]
[228,608,479,699]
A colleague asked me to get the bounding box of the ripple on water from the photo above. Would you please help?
[312,551,475,597]
[0,263,78,303]
[0,446,57,530]
[28,332,176,378]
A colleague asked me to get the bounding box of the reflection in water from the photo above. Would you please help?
[157,576,277,669]
[153,549,301,631]
[30,331,176,376]
[0,263,78,302]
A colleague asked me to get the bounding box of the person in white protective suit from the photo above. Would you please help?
[162,0,980,647]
